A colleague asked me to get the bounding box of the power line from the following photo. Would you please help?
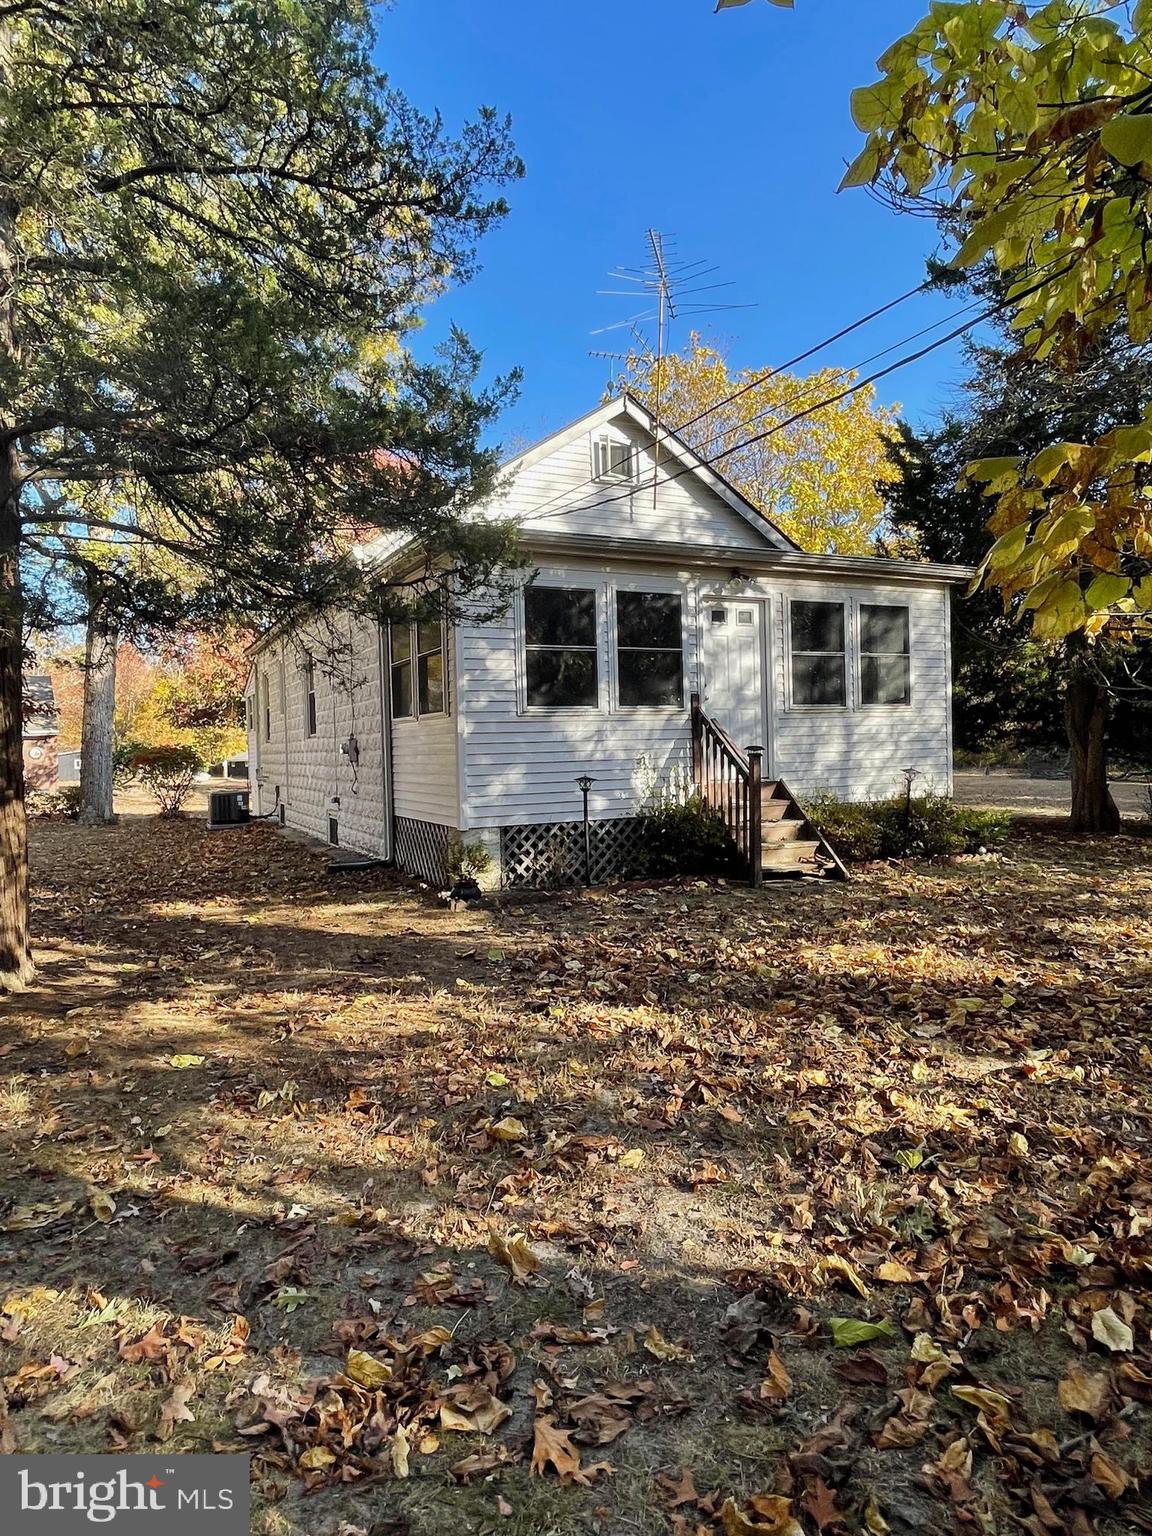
[526,276,933,528]
[525,255,1077,529]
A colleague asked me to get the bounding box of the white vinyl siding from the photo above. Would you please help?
[770,580,951,800]
[500,421,777,550]
[452,563,953,832]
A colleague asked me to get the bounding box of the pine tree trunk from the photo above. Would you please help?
[0,130,33,991]
[0,442,32,991]
[1065,668,1121,835]
[77,603,118,826]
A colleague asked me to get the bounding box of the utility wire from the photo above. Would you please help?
[520,279,934,527]
[528,255,1077,529]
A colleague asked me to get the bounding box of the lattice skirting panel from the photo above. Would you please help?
[500,818,645,889]
[394,817,453,887]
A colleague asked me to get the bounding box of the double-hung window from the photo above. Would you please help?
[416,620,445,715]
[524,586,599,707]
[592,436,636,483]
[261,671,272,740]
[616,592,684,707]
[390,624,414,719]
[391,618,446,720]
[303,655,318,736]
[860,604,911,705]
[790,600,847,707]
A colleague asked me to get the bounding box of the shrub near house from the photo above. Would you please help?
[805,792,1010,863]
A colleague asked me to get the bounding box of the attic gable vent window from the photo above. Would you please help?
[592,436,636,484]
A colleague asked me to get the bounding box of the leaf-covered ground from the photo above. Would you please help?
[1,815,1151,1536]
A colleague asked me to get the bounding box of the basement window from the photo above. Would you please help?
[790,600,846,707]
[860,604,911,706]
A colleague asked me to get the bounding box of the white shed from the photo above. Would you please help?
[246,397,968,885]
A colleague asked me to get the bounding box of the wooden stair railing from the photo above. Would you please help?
[690,692,763,887]
[690,693,849,883]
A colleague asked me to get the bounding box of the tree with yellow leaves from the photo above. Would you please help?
[613,336,902,555]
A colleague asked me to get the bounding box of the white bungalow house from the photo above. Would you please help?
[245,396,968,886]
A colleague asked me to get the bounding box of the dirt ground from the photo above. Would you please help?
[1,814,1150,1536]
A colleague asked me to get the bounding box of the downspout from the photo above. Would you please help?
[378,620,394,862]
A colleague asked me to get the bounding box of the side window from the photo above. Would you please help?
[860,604,911,705]
[261,672,272,740]
[790,600,846,707]
[616,592,684,707]
[303,655,318,736]
[390,624,413,720]
[524,586,599,707]
[416,620,446,715]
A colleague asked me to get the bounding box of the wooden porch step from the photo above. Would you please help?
[762,840,822,870]
[761,798,793,824]
[761,820,809,846]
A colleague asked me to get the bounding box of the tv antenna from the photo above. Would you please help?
[591,229,754,507]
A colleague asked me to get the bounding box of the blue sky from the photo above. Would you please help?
[380,0,973,452]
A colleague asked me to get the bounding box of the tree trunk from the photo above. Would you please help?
[0,442,32,991]
[77,602,118,826]
[1065,668,1121,835]
[0,110,33,990]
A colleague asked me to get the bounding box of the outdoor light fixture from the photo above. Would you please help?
[575,775,596,887]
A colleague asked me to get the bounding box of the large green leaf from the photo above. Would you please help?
[1084,573,1131,611]
[1100,114,1152,169]
[829,1317,896,1348]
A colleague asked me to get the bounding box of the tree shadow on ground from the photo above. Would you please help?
[1,817,1150,1535]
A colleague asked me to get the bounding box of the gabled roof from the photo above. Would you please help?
[502,395,800,553]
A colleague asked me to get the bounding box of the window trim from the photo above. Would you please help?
[389,616,449,723]
[261,670,272,741]
[520,581,603,713]
[613,588,686,712]
[858,602,913,709]
[591,434,637,485]
[785,596,850,713]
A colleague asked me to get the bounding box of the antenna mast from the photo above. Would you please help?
[591,231,754,510]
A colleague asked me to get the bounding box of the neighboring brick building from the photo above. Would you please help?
[22,674,59,791]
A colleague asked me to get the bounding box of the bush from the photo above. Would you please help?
[445,835,492,885]
[113,738,145,786]
[639,795,741,879]
[27,785,82,820]
[132,745,203,815]
[805,791,1011,863]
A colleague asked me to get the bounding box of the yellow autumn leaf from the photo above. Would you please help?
[344,1348,393,1387]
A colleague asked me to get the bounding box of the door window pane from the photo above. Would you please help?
[860,604,911,705]
[790,600,846,707]
[524,587,599,707]
[616,592,683,707]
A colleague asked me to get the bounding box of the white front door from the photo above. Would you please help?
[700,599,766,758]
